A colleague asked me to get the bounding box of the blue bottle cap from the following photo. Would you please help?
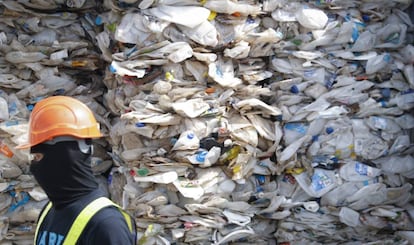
[362,14,370,22]
[95,16,103,25]
[326,127,334,134]
[255,175,266,185]
[290,85,299,94]
[381,88,391,98]
[27,104,34,111]
[196,151,207,162]
[383,53,391,63]
[109,64,116,73]
[380,100,387,107]
[135,122,145,127]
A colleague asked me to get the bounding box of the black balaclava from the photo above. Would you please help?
[30,140,98,208]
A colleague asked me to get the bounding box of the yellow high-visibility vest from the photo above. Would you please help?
[34,197,134,245]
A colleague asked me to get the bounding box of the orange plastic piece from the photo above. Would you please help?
[355,75,369,81]
[231,12,241,17]
[205,87,216,94]
[0,142,14,158]
[71,60,88,67]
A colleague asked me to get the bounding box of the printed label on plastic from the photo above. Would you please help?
[282,174,296,185]
[311,171,333,192]
[355,162,369,176]
[284,122,308,134]
[371,116,387,130]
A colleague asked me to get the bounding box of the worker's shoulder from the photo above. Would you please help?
[81,204,136,244]
[79,193,133,228]
[86,204,132,233]
[92,202,128,220]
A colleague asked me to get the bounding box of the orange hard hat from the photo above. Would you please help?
[16,96,102,149]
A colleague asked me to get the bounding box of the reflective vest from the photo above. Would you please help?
[34,197,134,245]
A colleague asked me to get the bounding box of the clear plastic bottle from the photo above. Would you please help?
[395,113,414,129]
[320,177,382,206]
[109,61,146,78]
[386,90,414,111]
[127,122,155,138]
[365,116,401,134]
[294,168,338,198]
[373,155,414,178]
[365,53,392,75]
[280,135,312,162]
[290,80,315,94]
[339,207,360,227]
[339,161,382,182]
[203,146,221,168]
[171,131,200,151]
[283,122,309,145]
[5,51,47,64]
[187,150,208,165]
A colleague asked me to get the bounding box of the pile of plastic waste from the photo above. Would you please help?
[0,0,413,244]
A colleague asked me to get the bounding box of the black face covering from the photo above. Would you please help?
[30,141,98,208]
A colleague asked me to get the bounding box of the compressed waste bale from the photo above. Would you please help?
[0,0,413,244]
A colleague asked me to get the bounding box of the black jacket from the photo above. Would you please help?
[35,189,136,245]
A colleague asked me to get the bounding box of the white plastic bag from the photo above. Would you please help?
[145,5,210,28]
[114,13,153,44]
[295,7,328,30]
[178,21,218,47]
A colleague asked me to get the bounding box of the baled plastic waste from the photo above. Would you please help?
[0,0,413,244]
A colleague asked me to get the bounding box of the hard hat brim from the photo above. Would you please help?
[15,142,31,150]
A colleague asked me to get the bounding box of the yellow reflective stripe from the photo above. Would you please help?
[34,202,53,244]
[120,210,133,232]
[63,197,114,245]
[34,197,133,245]
[107,201,133,232]
[100,200,132,233]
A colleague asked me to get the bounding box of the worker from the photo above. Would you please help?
[16,95,136,245]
